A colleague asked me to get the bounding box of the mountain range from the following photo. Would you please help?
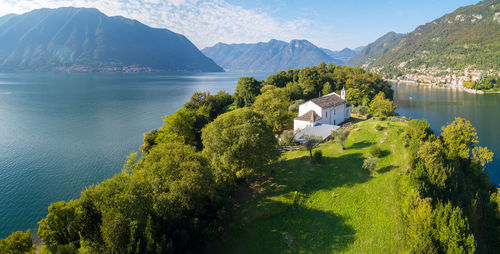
[0,7,223,72]
[351,0,500,72]
[347,32,405,67]
[202,39,360,72]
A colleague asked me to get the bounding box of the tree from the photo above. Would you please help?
[440,117,478,160]
[332,128,350,150]
[253,86,295,133]
[471,146,494,168]
[369,92,396,117]
[38,200,82,253]
[302,134,321,159]
[0,230,33,254]
[234,77,262,108]
[279,130,296,146]
[362,157,378,173]
[322,82,333,95]
[346,88,366,106]
[202,108,278,182]
[434,203,475,253]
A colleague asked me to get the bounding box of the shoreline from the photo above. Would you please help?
[387,79,500,94]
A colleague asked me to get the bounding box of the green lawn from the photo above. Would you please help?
[209,119,411,253]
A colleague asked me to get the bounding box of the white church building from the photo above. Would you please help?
[293,88,351,133]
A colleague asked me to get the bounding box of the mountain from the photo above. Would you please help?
[321,48,358,64]
[361,0,500,71]
[0,8,223,72]
[353,46,366,54]
[202,39,342,72]
[347,32,405,67]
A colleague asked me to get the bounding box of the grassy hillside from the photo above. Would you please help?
[209,119,410,253]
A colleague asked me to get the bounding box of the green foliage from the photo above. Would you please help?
[375,124,384,131]
[370,92,396,117]
[321,82,333,95]
[302,134,321,159]
[369,146,383,158]
[253,86,295,133]
[332,128,350,150]
[434,203,475,253]
[140,129,158,154]
[234,77,262,108]
[312,150,323,163]
[279,130,297,146]
[38,200,82,253]
[0,230,33,254]
[441,117,479,159]
[362,157,378,173]
[76,142,218,253]
[352,105,369,116]
[399,116,498,253]
[405,119,431,141]
[346,88,369,106]
[202,108,278,182]
[288,99,305,113]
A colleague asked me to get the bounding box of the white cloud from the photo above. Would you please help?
[0,0,330,49]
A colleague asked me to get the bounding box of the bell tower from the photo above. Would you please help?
[341,86,346,101]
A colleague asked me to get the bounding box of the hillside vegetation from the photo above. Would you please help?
[209,119,409,253]
[351,0,500,72]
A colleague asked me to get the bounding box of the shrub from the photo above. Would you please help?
[352,105,369,116]
[375,124,384,131]
[279,130,296,146]
[312,150,323,163]
[370,146,383,158]
[362,157,378,173]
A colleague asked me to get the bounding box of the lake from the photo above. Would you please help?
[0,74,498,238]
[393,82,500,184]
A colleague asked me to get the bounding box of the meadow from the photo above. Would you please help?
[210,119,411,253]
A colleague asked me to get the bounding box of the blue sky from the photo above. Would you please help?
[0,0,481,50]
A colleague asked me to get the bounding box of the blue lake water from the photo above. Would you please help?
[0,74,498,238]
[0,72,270,238]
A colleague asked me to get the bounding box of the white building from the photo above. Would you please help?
[293,88,351,131]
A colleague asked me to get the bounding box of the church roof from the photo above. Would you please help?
[295,110,322,122]
[310,92,345,109]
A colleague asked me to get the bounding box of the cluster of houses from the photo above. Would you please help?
[292,87,351,142]
[376,66,499,86]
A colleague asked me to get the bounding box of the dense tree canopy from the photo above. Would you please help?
[0,230,33,254]
[253,86,295,133]
[202,108,278,182]
[234,77,262,108]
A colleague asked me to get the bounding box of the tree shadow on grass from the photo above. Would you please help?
[348,141,375,149]
[276,205,355,253]
[272,152,372,196]
[378,165,397,173]
[213,200,355,254]
[205,152,371,253]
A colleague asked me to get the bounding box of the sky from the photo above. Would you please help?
[0,0,482,50]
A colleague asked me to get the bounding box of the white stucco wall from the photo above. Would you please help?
[294,98,351,131]
[294,119,313,131]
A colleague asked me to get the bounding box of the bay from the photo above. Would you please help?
[0,72,270,238]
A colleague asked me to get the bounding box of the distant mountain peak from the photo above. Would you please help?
[0,7,223,72]
[202,39,343,72]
